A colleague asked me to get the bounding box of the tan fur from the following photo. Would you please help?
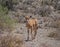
[25,16,38,41]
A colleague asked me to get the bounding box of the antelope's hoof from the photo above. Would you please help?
[25,39,29,41]
[31,38,35,40]
[25,39,31,41]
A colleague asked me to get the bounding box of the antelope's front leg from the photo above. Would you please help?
[27,29,29,41]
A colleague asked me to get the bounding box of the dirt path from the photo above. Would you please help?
[13,24,60,47]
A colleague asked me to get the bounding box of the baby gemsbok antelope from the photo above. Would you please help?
[25,16,38,41]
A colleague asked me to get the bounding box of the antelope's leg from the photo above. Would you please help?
[27,29,29,40]
[34,30,37,39]
[31,27,34,40]
[34,27,37,39]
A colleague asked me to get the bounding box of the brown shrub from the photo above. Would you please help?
[48,32,58,38]
[0,34,24,47]
[47,29,60,40]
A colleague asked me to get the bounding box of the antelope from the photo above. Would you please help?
[25,16,38,41]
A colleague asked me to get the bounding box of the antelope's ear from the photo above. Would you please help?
[30,16,32,18]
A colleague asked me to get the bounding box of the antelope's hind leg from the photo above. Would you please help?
[26,29,29,41]
[34,27,37,39]
[34,30,37,39]
[31,27,34,40]
[31,27,36,40]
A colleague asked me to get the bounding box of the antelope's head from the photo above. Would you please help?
[23,16,30,23]
[25,16,30,20]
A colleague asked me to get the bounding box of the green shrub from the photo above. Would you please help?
[0,5,8,14]
[0,5,16,31]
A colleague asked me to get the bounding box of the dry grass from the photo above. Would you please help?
[48,20,60,28]
[0,34,24,47]
[47,30,60,40]
[47,21,60,38]
[55,20,60,28]
[39,43,52,47]
[48,32,58,38]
